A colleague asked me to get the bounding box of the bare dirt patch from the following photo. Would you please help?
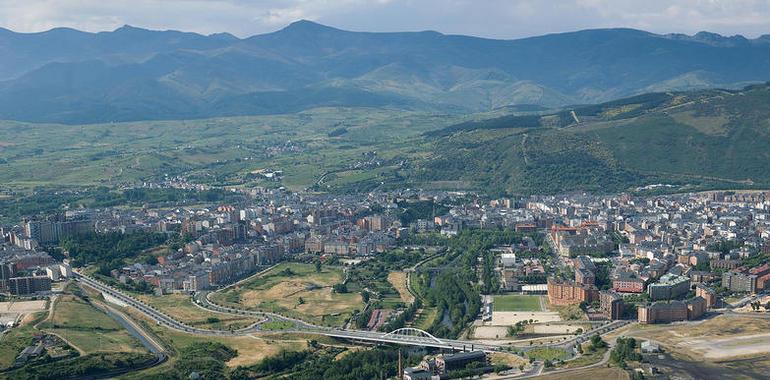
[624,315,770,360]
[491,311,561,325]
[388,271,414,303]
[537,367,629,380]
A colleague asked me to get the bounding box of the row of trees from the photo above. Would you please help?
[232,347,419,380]
[610,337,642,369]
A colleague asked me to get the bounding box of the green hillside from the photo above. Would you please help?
[415,84,770,194]
[2,85,770,204]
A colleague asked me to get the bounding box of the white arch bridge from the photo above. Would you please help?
[318,327,502,352]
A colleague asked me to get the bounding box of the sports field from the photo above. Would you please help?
[493,295,543,312]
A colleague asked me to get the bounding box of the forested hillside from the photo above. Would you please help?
[417,84,770,194]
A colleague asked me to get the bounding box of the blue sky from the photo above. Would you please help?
[1,0,769,38]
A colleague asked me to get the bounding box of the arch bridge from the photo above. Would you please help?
[319,327,498,352]
[383,328,444,344]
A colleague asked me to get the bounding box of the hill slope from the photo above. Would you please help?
[2,21,770,123]
[416,84,770,194]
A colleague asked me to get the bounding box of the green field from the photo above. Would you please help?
[118,308,311,377]
[259,321,294,331]
[134,293,258,330]
[38,294,147,354]
[526,347,570,362]
[210,263,362,327]
[0,312,48,370]
[0,107,460,193]
[493,295,543,312]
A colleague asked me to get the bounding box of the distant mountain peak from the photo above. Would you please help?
[279,19,341,33]
[111,24,155,35]
[208,32,239,41]
[665,31,751,46]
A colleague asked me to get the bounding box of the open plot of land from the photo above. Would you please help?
[39,294,146,354]
[387,271,414,303]
[561,345,608,369]
[472,326,510,340]
[681,333,770,359]
[622,315,770,361]
[211,263,362,326]
[0,300,47,326]
[530,322,593,335]
[135,293,258,330]
[489,352,528,368]
[734,295,770,313]
[0,312,47,370]
[0,300,47,313]
[526,347,569,362]
[494,294,543,312]
[122,307,309,373]
[491,311,561,325]
[537,367,629,380]
[412,307,438,330]
[548,303,587,321]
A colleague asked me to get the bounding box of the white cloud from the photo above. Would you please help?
[0,0,768,38]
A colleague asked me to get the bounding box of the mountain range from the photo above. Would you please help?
[2,20,770,123]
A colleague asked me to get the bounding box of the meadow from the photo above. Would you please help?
[134,293,259,331]
[210,262,362,327]
[38,294,146,355]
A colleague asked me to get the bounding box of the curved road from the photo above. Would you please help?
[75,271,632,353]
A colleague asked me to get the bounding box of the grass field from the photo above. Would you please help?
[39,294,146,354]
[549,303,587,320]
[562,346,608,369]
[387,271,414,304]
[0,312,47,370]
[526,347,569,362]
[120,307,310,376]
[412,307,438,330]
[260,321,294,331]
[494,295,543,312]
[135,293,257,330]
[210,263,362,327]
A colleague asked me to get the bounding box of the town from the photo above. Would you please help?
[2,186,770,379]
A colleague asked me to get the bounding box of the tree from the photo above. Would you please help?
[298,297,305,305]
[361,290,370,304]
[590,334,607,350]
[315,261,322,273]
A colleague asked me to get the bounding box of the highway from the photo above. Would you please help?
[75,273,264,336]
[75,271,632,353]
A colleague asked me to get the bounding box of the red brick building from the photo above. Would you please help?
[547,278,599,305]
[612,276,645,293]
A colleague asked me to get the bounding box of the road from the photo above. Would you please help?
[76,297,168,380]
[75,271,632,353]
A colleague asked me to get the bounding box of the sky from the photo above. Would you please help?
[1,0,769,39]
